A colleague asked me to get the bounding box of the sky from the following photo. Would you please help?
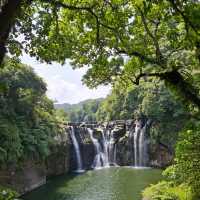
[20,54,110,104]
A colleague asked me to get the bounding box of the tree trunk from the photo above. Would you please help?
[0,0,22,65]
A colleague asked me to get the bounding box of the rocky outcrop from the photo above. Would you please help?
[116,135,134,166]
[0,132,71,194]
[69,127,95,170]
[46,144,70,177]
[68,122,173,169]
[0,161,46,194]
[149,143,173,168]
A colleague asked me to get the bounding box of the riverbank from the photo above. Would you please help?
[22,167,163,200]
[0,142,70,195]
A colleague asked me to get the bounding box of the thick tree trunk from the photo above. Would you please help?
[135,70,200,110]
[0,0,22,65]
[161,70,200,109]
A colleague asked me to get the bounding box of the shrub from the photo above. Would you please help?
[142,181,192,200]
[163,121,200,199]
[0,186,21,200]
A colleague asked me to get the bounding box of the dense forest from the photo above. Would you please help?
[0,0,200,200]
[0,58,65,166]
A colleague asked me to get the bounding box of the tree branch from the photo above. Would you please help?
[133,70,200,109]
[168,0,199,35]
[138,7,164,64]
[115,48,160,66]
[132,72,163,85]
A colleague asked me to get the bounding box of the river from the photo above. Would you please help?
[23,167,162,200]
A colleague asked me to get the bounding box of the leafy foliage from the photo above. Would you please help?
[142,181,193,200]
[144,120,200,200]
[0,58,63,166]
[0,186,20,200]
[163,121,200,199]
[5,0,200,108]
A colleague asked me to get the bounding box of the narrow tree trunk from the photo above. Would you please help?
[0,0,22,65]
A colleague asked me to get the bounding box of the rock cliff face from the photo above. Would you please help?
[0,132,71,195]
[68,121,173,170]
[149,143,173,168]
[46,143,70,177]
[0,161,46,194]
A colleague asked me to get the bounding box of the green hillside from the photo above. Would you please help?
[54,98,104,122]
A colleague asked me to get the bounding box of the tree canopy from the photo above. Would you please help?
[0,0,200,108]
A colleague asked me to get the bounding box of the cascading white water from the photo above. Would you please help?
[108,130,117,165]
[133,121,140,167]
[69,120,149,170]
[101,129,109,166]
[69,126,83,171]
[139,125,146,166]
[133,120,149,167]
[87,128,105,168]
[101,128,117,166]
[88,127,117,168]
[140,121,150,166]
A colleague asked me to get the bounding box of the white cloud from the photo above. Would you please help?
[20,54,110,104]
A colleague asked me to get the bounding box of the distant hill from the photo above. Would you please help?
[54,102,72,111]
[54,98,104,122]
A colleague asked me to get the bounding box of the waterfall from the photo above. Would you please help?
[101,129,109,166]
[107,130,117,165]
[133,121,140,167]
[69,126,83,171]
[68,119,149,171]
[102,129,117,166]
[88,128,105,168]
[133,120,149,167]
[139,122,149,166]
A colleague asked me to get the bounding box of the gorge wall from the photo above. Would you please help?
[0,132,70,195]
[68,119,173,171]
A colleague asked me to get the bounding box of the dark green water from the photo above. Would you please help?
[23,167,162,200]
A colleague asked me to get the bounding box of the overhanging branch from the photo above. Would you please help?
[133,70,200,109]
[43,0,117,44]
[116,48,160,66]
[137,7,164,64]
[168,0,199,34]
